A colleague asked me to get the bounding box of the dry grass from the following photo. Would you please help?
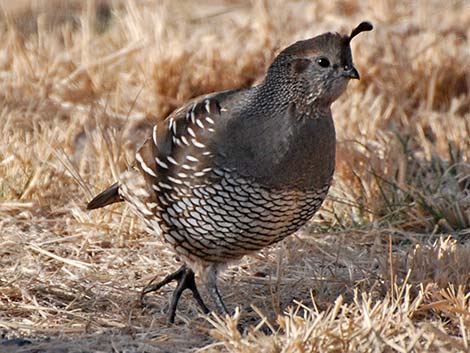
[0,0,469,352]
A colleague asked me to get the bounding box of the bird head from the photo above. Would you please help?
[267,22,373,106]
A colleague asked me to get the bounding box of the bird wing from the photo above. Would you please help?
[87,88,245,210]
[135,90,244,191]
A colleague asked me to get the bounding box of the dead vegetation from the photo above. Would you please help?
[0,0,469,352]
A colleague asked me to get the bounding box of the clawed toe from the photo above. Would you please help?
[140,264,210,324]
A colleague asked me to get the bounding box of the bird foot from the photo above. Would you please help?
[140,265,210,324]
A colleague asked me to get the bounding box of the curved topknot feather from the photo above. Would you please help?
[348,21,373,43]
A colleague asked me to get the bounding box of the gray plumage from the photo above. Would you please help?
[87,21,373,323]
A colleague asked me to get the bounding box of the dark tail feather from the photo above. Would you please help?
[87,182,123,210]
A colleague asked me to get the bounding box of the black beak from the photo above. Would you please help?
[343,67,360,80]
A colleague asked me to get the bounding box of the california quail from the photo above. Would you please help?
[87,22,373,323]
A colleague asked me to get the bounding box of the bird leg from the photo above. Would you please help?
[204,265,230,316]
[140,264,210,324]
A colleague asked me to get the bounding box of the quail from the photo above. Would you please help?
[87,22,373,323]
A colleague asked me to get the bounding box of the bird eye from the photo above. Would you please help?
[316,57,330,68]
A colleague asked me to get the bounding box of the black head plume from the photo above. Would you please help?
[348,21,373,43]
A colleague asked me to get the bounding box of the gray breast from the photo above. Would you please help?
[214,104,336,191]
